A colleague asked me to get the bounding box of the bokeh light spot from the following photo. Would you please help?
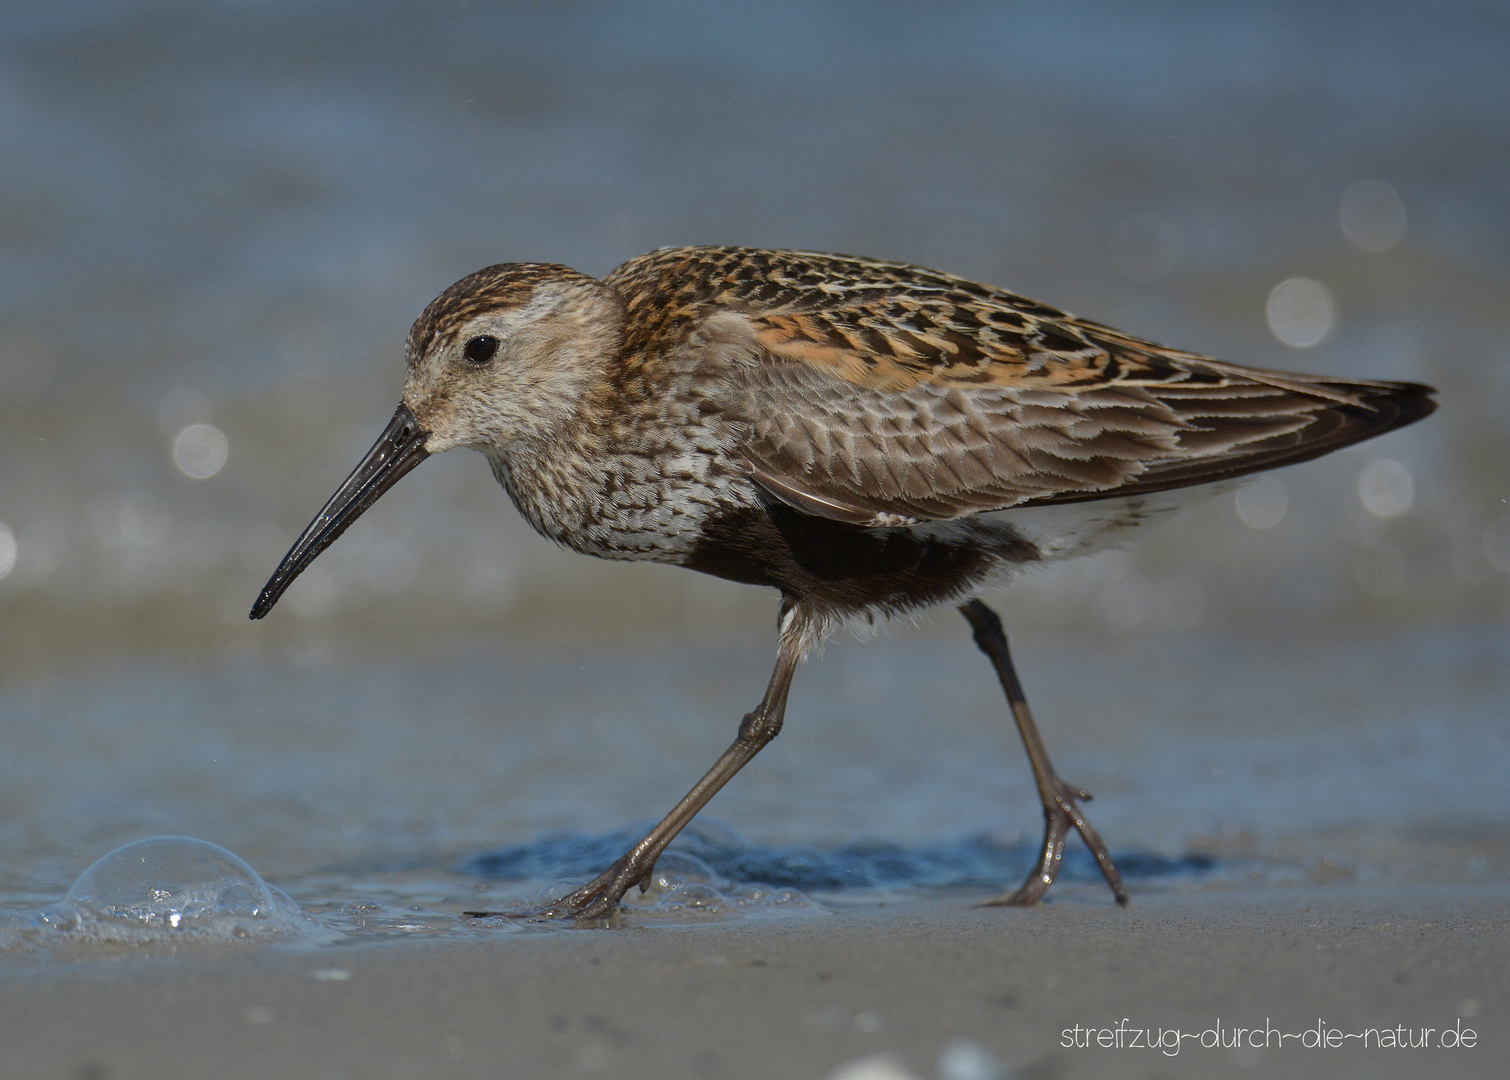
[119,498,169,546]
[173,423,230,479]
[1341,180,1407,253]
[1235,475,1288,529]
[1358,458,1414,518]
[938,1039,1006,1080]
[1355,544,1406,598]
[1266,278,1334,347]
[1481,513,1510,573]
[0,522,16,579]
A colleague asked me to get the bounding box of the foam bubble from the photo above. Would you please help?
[615,850,822,919]
[35,837,330,945]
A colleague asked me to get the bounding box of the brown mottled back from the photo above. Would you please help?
[607,246,1207,392]
[604,247,1436,523]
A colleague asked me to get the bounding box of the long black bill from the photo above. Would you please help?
[249,402,431,620]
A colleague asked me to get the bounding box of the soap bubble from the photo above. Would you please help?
[35,837,329,945]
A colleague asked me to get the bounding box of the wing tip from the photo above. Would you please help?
[1352,379,1438,430]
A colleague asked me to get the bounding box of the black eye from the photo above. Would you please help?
[463,335,499,364]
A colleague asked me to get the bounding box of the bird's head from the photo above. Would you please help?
[249,263,623,620]
[402,263,624,457]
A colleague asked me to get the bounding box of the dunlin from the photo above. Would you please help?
[251,247,1434,918]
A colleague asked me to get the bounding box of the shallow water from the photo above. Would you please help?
[1,624,1504,952]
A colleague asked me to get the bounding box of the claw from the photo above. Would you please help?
[461,853,652,922]
[983,775,1129,908]
[638,857,660,893]
[492,851,660,920]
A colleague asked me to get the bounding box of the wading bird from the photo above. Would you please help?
[251,247,1434,918]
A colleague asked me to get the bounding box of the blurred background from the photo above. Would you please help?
[0,0,1505,669]
[0,2,1506,921]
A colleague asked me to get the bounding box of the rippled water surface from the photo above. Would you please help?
[2,626,1506,951]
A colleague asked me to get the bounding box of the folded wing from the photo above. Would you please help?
[725,264,1432,525]
[606,247,1435,528]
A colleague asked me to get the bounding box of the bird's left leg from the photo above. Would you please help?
[513,601,806,921]
[960,598,1129,906]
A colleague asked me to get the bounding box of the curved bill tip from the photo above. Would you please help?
[249,402,431,620]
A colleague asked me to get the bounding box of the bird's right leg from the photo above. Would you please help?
[960,599,1129,906]
[512,601,806,921]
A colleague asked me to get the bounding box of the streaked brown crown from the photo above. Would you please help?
[405,262,602,361]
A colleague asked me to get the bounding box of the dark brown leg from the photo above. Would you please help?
[510,604,805,920]
[960,599,1128,906]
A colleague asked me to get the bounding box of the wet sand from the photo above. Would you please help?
[2,885,1503,1080]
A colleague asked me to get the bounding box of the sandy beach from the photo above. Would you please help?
[2,886,1503,1080]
